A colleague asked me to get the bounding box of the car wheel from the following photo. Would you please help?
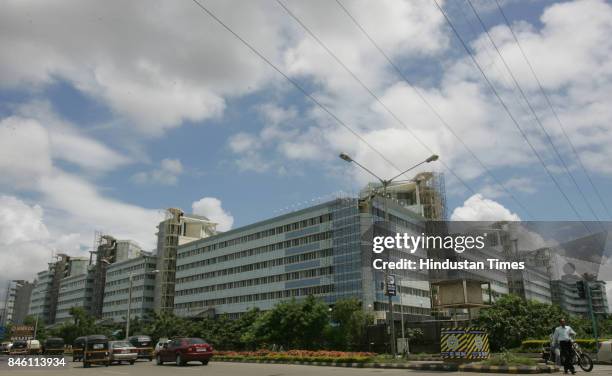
[84,362,90,368]
[130,360,135,365]
[148,357,153,361]
[201,360,209,365]
[156,354,163,365]
[176,354,185,367]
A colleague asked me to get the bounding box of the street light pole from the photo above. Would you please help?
[339,152,438,358]
[125,270,158,340]
[125,273,134,340]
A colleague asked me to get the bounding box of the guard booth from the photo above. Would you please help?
[431,279,492,361]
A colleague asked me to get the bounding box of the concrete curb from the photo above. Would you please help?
[212,358,559,373]
[458,364,559,374]
[212,358,457,371]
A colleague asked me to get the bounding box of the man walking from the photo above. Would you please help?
[553,318,576,374]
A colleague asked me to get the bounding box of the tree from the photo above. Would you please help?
[329,298,373,350]
[476,294,588,351]
[248,296,329,349]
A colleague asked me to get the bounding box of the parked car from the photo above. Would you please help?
[43,337,65,355]
[154,338,170,356]
[109,341,138,365]
[9,340,28,355]
[128,335,154,361]
[26,339,42,355]
[598,340,612,363]
[72,336,86,362]
[82,335,110,368]
[155,338,213,366]
[0,342,12,354]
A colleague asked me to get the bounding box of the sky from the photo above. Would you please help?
[0,0,611,306]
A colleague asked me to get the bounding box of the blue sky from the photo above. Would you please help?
[1,0,611,298]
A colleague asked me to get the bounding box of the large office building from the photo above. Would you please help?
[174,197,430,322]
[551,278,609,317]
[8,281,34,324]
[103,253,158,322]
[55,272,94,322]
[154,209,218,314]
[28,255,90,324]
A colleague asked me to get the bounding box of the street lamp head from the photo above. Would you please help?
[339,152,353,163]
[426,154,439,163]
[151,270,160,274]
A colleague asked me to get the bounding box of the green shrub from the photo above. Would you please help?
[520,340,548,352]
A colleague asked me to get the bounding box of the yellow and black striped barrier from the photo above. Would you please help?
[441,327,490,359]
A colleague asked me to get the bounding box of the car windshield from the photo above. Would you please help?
[112,342,131,348]
[13,342,27,348]
[187,338,206,344]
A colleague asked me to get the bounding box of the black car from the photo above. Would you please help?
[9,340,28,355]
[43,337,65,355]
[128,335,154,361]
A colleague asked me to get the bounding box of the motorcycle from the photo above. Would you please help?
[543,340,593,372]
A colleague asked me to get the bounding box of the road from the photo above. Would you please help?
[1,357,612,375]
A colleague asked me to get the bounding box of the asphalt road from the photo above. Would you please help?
[1,357,612,376]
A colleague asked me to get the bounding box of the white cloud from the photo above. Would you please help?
[192,197,234,232]
[132,158,184,186]
[0,117,53,188]
[451,194,521,221]
[0,196,81,292]
[0,0,289,136]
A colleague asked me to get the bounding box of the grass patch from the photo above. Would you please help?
[480,352,537,367]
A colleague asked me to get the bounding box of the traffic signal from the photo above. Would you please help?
[576,280,586,298]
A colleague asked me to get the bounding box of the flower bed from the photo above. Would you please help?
[214,350,376,363]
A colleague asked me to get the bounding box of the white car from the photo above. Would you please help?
[598,340,612,363]
[154,339,170,356]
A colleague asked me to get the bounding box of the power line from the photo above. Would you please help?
[493,0,612,220]
[275,0,515,216]
[464,0,602,224]
[189,0,401,175]
[431,0,588,225]
[333,0,534,220]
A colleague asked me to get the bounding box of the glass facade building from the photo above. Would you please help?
[174,198,430,321]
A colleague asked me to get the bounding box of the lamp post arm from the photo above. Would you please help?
[387,160,428,184]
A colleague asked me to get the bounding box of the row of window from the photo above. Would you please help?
[176,266,334,297]
[178,231,332,271]
[105,274,156,287]
[176,248,334,284]
[178,214,333,259]
[104,285,155,297]
[103,296,154,306]
[107,262,157,278]
[57,296,92,307]
[373,301,430,315]
[175,284,335,310]
[102,308,152,318]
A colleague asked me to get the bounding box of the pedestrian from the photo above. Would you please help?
[549,326,561,366]
[553,318,576,374]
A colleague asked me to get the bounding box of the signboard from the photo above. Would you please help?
[385,274,397,296]
[11,325,34,341]
[440,327,489,360]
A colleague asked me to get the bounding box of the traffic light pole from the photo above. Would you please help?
[585,282,598,359]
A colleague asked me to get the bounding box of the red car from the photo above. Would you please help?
[155,338,213,366]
